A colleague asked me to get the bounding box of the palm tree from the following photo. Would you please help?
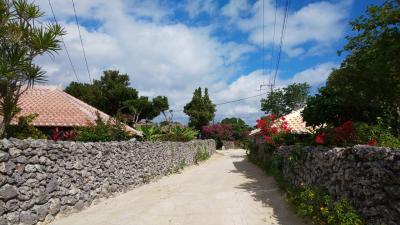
[0,0,65,137]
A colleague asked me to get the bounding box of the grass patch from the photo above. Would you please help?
[194,147,210,164]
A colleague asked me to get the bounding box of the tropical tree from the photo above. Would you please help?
[184,87,216,130]
[0,0,65,137]
[64,81,103,110]
[123,96,159,123]
[152,96,169,122]
[65,70,168,123]
[302,0,400,135]
[65,70,138,116]
[261,83,310,117]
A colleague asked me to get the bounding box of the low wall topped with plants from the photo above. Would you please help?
[250,144,400,225]
[0,138,216,225]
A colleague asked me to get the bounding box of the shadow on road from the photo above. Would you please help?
[229,154,307,225]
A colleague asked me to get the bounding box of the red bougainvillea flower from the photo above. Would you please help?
[264,136,274,144]
[315,133,326,145]
[271,127,279,134]
[255,113,292,145]
[368,139,377,146]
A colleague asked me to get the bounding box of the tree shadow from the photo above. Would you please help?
[229,154,308,225]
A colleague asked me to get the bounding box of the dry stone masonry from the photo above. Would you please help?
[277,145,400,225]
[0,138,216,225]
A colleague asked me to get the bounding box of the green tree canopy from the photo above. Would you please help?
[302,0,400,135]
[221,117,250,140]
[184,87,216,130]
[152,96,169,122]
[65,70,138,116]
[0,0,65,137]
[122,96,163,123]
[65,70,168,123]
[261,83,310,117]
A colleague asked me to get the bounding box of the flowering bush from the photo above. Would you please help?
[313,120,400,148]
[333,121,356,145]
[256,114,291,145]
[49,128,75,141]
[353,120,400,148]
[202,124,234,148]
[314,121,357,146]
[201,124,234,141]
[314,121,356,146]
[314,133,326,145]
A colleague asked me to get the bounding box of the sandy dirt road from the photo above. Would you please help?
[49,149,307,225]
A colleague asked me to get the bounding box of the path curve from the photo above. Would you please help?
[49,149,307,225]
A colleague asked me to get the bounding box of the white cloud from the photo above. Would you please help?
[289,62,336,85]
[35,0,253,116]
[34,0,341,125]
[207,62,337,124]
[184,0,217,19]
[224,0,352,57]
[221,0,249,19]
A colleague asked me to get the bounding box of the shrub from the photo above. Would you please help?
[255,114,292,146]
[249,150,364,225]
[159,126,198,142]
[313,119,400,148]
[7,114,46,139]
[313,121,357,147]
[194,147,210,164]
[49,127,74,141]
[202,124,234,140]
[74,114,131,142]
[138,124,198,142]
[288,186,364,225]
[354,120,400,148]
[202,124,234,148]
[220,117,250,141]
[136,125,162,141]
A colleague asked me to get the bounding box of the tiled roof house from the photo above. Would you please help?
[5,85,140,135]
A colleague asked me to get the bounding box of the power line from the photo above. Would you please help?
[48,0,80,82]
[215,92,267,106]
[272,0,290,87]
[171,92,268,112]
[262,0,266,85]
[71,0,92,83]
[269,0,278,90]
[259,0,277,94]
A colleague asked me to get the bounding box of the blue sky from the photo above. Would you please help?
[36,0,381,124]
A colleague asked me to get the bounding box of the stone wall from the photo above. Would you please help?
[221,141,235,150]
[276,145,400,225]
[0,138,216,225]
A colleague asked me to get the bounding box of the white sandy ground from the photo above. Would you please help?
[49,149,308,225]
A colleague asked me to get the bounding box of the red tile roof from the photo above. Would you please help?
[6,85,140,135]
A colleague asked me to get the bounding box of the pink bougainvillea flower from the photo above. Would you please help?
[315,133,326,145]
[367,139,377,146]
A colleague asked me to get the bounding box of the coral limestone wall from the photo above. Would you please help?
[277,145,400,225]
[0,138,216,225]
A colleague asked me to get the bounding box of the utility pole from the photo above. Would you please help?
[259,83,274,97]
